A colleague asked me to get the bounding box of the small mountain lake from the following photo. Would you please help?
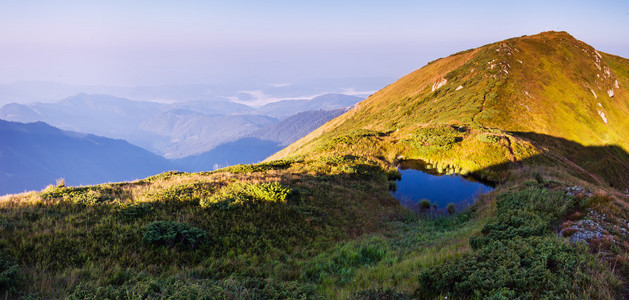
[390,160,494,213]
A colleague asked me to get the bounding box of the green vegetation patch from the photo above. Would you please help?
[0,249,19,295]
[477,133,503,143]
[217,158,301,174]
[143,221,206,249]
[417,187,619,299]
[69,276,320,300]
[318,129,385,151]
[407,126,463,153]
[144,182,215,205]
[40,185,121,205]
[200,182,291,209]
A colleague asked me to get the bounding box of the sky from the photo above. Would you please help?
[1,0,628,88]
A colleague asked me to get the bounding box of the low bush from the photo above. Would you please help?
[477,133,502,143]
[218,158,300,174]
[416,187,618,298]
[319,129,385,151]
[0,219,13,231]
[446,203,456,215]
[40,185,120,205]
[68,276,320,299]
[0,250,19,294]
[200,182,291,209]
[320,155,360,166]
[145,182,214,204]
[407,126,463,153]
[353,288,411,300]
[143,221,206,249]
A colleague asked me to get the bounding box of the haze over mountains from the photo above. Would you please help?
[0,119,175,195]
[0,93,362,156]
[0,77,389,107]
[0,92,362,195]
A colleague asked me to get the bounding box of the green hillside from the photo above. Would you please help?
[1,31,629,299]
[269,31,629,189]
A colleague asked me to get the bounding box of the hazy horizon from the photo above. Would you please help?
[2,1,628,89]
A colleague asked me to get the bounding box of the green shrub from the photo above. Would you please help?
[339,164,383,177]
[0,250,19,294]
[218,158,300,174]
[0,219,13,231]
[416,187,616,299]
[418,236,604,299]
[446,203,456,215]
[40,185,118,205]
[320,155,359,166]
[319,129,384,151]
[407,126,463,153]
[143,221,206,249]
[69,277,320,299]
[419,199,431,211]
[200,182,291,209]
[477,133,502,143]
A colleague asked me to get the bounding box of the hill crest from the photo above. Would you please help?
[270,31,629,159]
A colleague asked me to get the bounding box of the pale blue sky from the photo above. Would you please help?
[1,0,628,86]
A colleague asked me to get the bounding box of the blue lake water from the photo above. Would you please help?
[390,160,494,212]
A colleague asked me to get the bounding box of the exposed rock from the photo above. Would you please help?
[565,185,593,197]
[598,110,608,124]
[608,89,614,97]
[561,208,629,245]
[604,67,612,78]
[455,85,463,91]
[431,78,447,92]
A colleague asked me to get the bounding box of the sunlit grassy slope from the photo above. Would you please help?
[269,31,629,189]
[2,31,629,299]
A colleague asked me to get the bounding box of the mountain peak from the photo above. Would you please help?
[269,31,629,188]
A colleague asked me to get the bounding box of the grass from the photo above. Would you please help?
[0,160,403,298]
[2,31,629,298]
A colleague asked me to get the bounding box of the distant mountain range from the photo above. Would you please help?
[0,119,175,195]
[257,94,360,117]
[0,77,389,107]
[0,95,359,194]
[174,109,348,172]
[0,93,362,158]
[252,108,348,146]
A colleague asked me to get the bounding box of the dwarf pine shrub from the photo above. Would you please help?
[0,250,19,294]
[143,221,206,249]
[200,182,291,209]
[416,187,617,299]
[477,133,502,143]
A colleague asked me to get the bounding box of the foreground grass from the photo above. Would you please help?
[1,156,625,299]
[0,159,403,298]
